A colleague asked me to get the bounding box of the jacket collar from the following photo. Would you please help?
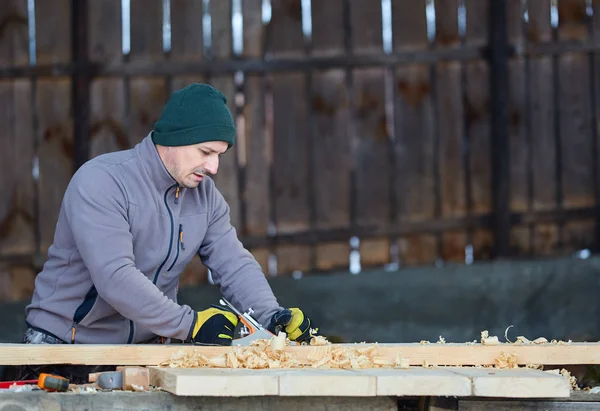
[136,132,179,192]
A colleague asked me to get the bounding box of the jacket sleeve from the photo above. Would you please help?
[63,164,196,341]
[198,178,283,327]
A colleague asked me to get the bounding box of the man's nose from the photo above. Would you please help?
[204,157,219,175]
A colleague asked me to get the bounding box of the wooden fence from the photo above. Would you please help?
[0,0,599,301]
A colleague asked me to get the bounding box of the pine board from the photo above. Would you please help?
[0,343,598,366]
[148,366,570,398]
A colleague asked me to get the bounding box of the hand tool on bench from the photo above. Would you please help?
[216,297,290,346]
[89,367,149,391]
[38,373,70,392]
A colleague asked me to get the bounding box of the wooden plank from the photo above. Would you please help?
[349,0,382,54]
[267,0,304,58]
[435,0,466,261]
[393,0,436,265]
[0,0,34,261]
[527,1,558,255]
[311,0,344,56]
[392,0,428,51]
[129,0,163,64]
[36,78,73,254]
[316,242,348,272]
[243,76,269,236]
[278,369,376,396]
[270,72,311,273]
[271,72,309,230]
[350,0,389,267]
[35,0,70,64]
[88,0,122,65]
[360,368,471,397]
[149,367,279,396]
[88,0,126,159]
[312,69,350,230]
[129,0,165,147]
[170,0,204,62]
[242,0,264,59]
[465,0,491,216]
[557,1,594,238]
[447,367,570,398]
[507,0,529,256]
[208,4,239,229]
[209,76,240,229]
[1,342,600,366]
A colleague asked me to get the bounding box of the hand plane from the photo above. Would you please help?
[216,297,287,346]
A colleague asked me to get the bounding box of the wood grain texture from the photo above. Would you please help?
[360,367,471,396]
[278,369,376,396]
[149,366,570,398]
[0,342,598,366]
[447,367,570,398]
[149,367,279,396]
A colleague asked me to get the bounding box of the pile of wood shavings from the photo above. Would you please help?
[161,332,410,370]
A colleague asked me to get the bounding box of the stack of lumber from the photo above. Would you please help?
[1,334,598,398]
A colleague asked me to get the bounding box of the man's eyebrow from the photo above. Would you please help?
[200,147,225,154]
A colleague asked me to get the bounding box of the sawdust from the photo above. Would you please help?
[161,333,414,370]
[546,368,580,391]
[494,352,519,369]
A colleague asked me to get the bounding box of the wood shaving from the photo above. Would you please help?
[482,336,500,346]
[420,340,430,344]
[515,336,531,344]
[545,368,580,391]
[494,352,518,369]
[161,334,413,370]
[480,330,489,341]
[437,336,446,344]
[533,337,548,344]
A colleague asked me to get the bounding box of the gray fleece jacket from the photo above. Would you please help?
[25,133,282,344]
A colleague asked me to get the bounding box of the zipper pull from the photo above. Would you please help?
[71,324,76,344]
[174,186,180,204]
[179,224,185,251]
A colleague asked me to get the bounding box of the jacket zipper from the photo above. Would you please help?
[167,224,184,271]
[152,184,178,284]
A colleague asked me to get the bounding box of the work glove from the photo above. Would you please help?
[190,307,238,345]
[267,308,316,344]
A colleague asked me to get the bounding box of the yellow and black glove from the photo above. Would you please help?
[190,307,238,345]
[267,308,316,344]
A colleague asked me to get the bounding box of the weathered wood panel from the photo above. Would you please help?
[170,0,204,62]
[393,0,437,265]
[465,0,492,259]
[507,0,531,255]
[271,72,311,274]
[241,1,270,274]
[311,0,344,56]
[129,0,165,147]
[267,0,311,274]
[266,0,304,58]
[557,0,595,253]
[527,0,559,255]
[351,0,390,267]
[89,0,127,159]
[0,0,35,301]
[435,0,466,262]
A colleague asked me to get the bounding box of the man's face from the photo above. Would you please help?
[158,141,229,188]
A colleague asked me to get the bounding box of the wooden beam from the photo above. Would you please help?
[148,366,570,398]
[0,342,598,366]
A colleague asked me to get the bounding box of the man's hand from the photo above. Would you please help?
[267,308,316,344]
[191,307,238,345]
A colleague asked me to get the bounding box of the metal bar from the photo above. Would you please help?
[2,207,596,263]
[71,0,90,171]
[6,41,600,79]
[0,47,484,78]
[489,0,511,257]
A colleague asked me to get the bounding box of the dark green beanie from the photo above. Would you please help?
[152,83,236,148]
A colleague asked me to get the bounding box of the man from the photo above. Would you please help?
[17,83,316,382]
